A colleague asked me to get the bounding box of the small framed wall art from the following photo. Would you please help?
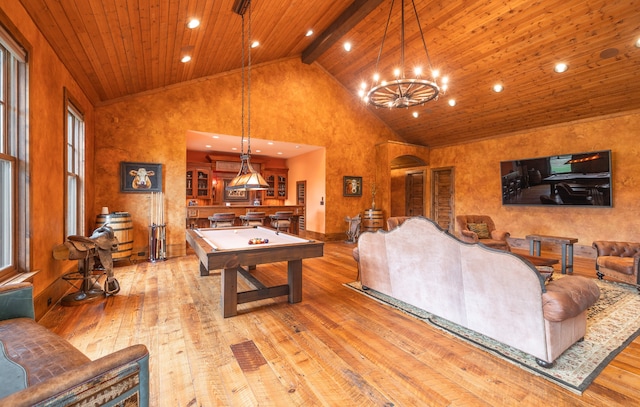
[343,176,362,197]
[120,162,163,193]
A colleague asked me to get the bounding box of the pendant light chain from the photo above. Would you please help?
[247,0,252,155]
[240,12,246,155]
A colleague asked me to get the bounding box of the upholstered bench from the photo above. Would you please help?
[0,283,149,406]
[593,241,640,286]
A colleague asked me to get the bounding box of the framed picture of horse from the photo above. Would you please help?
[120,162,162,193]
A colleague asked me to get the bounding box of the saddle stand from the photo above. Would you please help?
[53,226,121,306]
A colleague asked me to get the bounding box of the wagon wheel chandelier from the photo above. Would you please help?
[358,0,449,109]
[227,0,270,191]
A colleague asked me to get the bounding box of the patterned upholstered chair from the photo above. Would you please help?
[455,215,510,251]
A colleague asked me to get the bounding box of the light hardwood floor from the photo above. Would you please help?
[39,242,640,406]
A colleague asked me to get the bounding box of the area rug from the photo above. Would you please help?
[344,278,640,394]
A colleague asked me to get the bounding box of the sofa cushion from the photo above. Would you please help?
[542,277,600,322]
[597,256,635,275]
[0,318,90,396]
[467,222,490,239]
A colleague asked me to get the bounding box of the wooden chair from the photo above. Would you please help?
[242,212,266,227]
[270,211,293,232]
[208,213,236,228]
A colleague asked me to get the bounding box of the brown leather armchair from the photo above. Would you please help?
[0,283,149,406]
[455,215,510,251]
[593,241,640,287]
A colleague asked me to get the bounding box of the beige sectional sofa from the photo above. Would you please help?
[357,216,600,367]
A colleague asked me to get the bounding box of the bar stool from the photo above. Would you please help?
[208,213,236,228]
[270,211,293,233]
[242,212,266,227]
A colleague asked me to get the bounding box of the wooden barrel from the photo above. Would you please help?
[96,212,133,261]
[362,209,384,232]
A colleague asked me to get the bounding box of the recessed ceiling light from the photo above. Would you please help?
[448,99,456,107]
[212,135,219,139]
[255,149,261,153]
[277,152,283,155]
[267,141,274,145]
[554,62,568,73]
[493,84,504,93]
[412,111,419,118]
[251,41,259,48]
[344,42,352,52]
[181,55,192,63]
[205,144,211,148]
[636,38,640,48]
[187,19,200,29]
[306,30,314,37]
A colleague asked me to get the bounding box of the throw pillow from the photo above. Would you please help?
[467,222,490,239]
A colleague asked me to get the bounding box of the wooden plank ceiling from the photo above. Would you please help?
[17,0,640,147]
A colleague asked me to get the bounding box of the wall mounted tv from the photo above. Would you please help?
[500,150,612,207]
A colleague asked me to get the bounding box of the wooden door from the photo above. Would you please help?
[296,181,306,231]
[431,167,454,232]
[405,171,425,216]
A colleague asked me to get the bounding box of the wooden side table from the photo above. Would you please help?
[526,234,578,274]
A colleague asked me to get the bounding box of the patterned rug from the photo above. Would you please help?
[344,278,640,394]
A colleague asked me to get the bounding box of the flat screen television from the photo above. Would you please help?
[500,150,612,207]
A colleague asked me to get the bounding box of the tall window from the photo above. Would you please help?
[65,95,84,237]
[0,27,27,280]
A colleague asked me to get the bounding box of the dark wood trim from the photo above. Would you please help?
[301,0,384,64]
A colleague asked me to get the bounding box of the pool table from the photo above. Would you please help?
[186,226,324,317]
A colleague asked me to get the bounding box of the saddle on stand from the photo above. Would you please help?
[53,225,121,305]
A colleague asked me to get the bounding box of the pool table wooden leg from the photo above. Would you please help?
[222,267,238,318]
[288,259,303,303]
[199,262,209,276]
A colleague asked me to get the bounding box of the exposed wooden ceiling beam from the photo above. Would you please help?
[301,0,384,64]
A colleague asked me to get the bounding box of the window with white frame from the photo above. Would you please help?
[65,96,85,238]
[0,26,27,280]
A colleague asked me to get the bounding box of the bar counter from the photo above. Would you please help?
[185,205,304,233]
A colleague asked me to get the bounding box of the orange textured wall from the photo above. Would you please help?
[94,57,401,251]
[1,2,96,311]
[287,149,326,233]
[430,111,640,249]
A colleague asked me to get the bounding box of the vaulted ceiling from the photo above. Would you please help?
[18,0,640,147]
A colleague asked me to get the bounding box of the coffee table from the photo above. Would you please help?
[526,234,578,274]
[518,253,558,282]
